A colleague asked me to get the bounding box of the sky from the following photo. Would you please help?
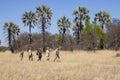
[0,0,120,46]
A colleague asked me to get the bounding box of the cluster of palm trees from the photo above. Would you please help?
[3,5,111,53]
[3,5,52,53]
[3,22,20,53]
[22,5,52,52]
[57,6,111,49]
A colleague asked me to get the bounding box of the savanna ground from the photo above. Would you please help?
[0,50,120,80]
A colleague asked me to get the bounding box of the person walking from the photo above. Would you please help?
[20,50,24,61]
[53,48,61,62]
[36,48,42,61]
[28,49,33,61]
[46,48,50,61]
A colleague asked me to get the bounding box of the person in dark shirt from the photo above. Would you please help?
[20,50,24,61]
[36,48,42,61]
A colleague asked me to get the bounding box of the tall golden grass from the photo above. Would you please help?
[0,50,120,80]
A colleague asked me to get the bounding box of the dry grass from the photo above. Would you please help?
[0,50,120,80]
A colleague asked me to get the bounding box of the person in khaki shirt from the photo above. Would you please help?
[20,50,24,61]
[53,48,61,62]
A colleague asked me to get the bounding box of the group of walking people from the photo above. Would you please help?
[20,48,61,62]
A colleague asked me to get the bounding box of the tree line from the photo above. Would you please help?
[2,5,120,53]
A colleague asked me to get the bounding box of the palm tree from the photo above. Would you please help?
[12,24,20,41]
[94,10,111,29]
[12,25,20,52]
[94,10,111,49]
[36,5,52,52]
[3,22,18,53]
[22,11,37,45]
[57,16,71,45]
[14,25,20,38]
[15,27,21,50]
[73,6,89,46]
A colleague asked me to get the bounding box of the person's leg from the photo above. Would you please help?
[48,57,50,61]
[57,54,61,62]
[40,55,42,61]
[40,56,42,61]
[22,55,23,61]
[40,57,41,61]
[47,57,49,61]
[21,56,23,61]
[37,56,39,61]
[31,55,33,61]
[20,56,22,61]
[29,56,30,61]
[29,55,32,61]
[57,55,60,59]
[53,56,57,62]
[38,56,40,61]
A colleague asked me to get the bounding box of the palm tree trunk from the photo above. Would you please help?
[79,21,82,49]
[77,31,80,44]
[8,28,13,53]
[41,16,45,52]
[17,33,20,50]
[100,23,104,49]
[12,34,15,53]
[62,28,66,44]
[62,33,64,43]
[0,40,1,45]
[29,25,32,45]
[61,33,65,50]
[101,23,104,29]
[8,28,11,48]
[42,25,45,52]
[61,28,67,50]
